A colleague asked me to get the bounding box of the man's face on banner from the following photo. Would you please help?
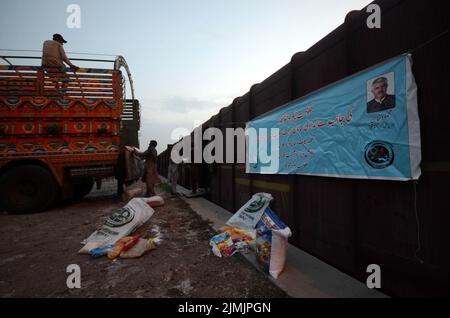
[372,81,388,101]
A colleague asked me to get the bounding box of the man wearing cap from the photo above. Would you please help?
[41,34,78,70]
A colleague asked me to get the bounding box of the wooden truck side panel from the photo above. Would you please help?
[0,64,127,210]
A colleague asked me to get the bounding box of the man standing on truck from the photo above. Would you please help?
[42,34,79,69]
[41,34,79,93]
[134,140,160,197]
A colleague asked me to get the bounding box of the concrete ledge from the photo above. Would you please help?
[164,179,387,298]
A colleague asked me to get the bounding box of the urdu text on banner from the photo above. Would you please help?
[246,54,421,181]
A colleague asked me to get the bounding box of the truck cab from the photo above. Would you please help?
[0,54,140,213]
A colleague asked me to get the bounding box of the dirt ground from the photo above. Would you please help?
[0,180,288,298]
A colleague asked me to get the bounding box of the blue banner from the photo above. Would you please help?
[246,54,421,181]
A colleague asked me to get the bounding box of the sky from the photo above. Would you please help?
[0,0,371,153]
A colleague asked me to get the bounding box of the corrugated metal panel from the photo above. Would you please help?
[233,164,249,211]
[233,94,251,210]
[292,25,348,98]
[253,63,292,117]
[209,114,221,205]
[219,106,234,212]
[295,176,356,273]
[234,93,250,128]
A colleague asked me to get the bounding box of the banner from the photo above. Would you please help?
[246,54,421,181]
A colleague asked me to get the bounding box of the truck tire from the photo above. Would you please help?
[0,165,58,213]
[73,179,94,199]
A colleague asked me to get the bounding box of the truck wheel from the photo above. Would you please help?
[73,179,94,199]
[0,165,58,213]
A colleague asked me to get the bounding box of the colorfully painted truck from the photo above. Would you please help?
[0,55,140,213]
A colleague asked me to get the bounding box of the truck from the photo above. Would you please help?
[0,54,140,213]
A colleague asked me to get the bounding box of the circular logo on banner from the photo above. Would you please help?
[364,141,395,169]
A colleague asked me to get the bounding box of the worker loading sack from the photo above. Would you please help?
[124,146,144,183]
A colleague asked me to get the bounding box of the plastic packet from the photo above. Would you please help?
[90,244,114,258]
[209,232,236,257]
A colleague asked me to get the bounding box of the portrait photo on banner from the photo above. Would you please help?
[366,72,396,114]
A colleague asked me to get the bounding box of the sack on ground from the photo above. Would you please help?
[107,235,140,259]
[78,242,102,254]
[219,226,256,253]
[226,193,273,229]
[143,195,165,208]
[120,238,156,258]
[219,226,255,243]
[255,207,291,279]
[90,244,114,258]
[81,198,154,247]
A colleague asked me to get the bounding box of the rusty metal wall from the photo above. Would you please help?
[232,94,251,211]
[157,146,169,178]
[209,114,221,206]
[219,106,235,212]
[158,0,450,296]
